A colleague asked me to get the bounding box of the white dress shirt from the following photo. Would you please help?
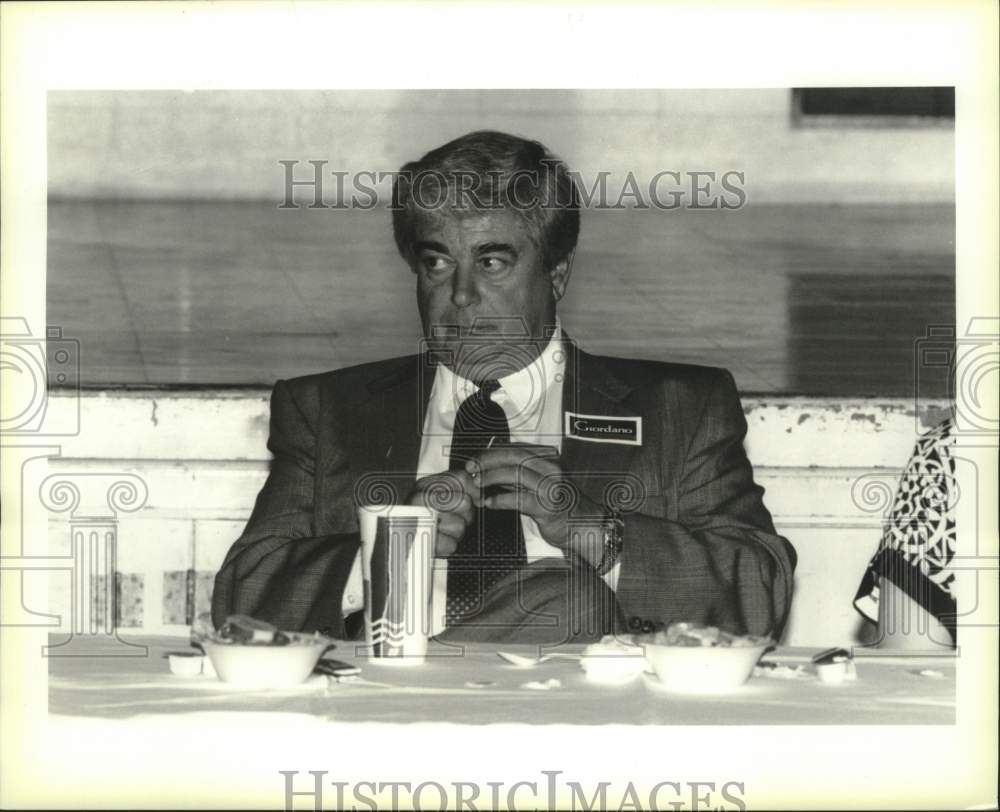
[341,321,620,634]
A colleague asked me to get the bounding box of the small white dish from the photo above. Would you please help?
[579,639,647,685]
[816,660,858,684]
[167,652,204,677]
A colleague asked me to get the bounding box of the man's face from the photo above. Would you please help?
[412,206,564,380]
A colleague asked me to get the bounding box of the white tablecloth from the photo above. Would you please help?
[48,634,955,726]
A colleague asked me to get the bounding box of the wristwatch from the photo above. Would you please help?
[594,508,624,575]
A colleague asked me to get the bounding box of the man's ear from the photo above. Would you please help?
[550,250,575,301]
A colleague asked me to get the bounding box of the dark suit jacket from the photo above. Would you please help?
[211,341,796,639]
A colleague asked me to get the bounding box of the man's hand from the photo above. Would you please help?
[466,444,605,564]
[405,470,478,557]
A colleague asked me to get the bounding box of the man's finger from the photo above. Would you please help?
[437,491,473,520]
[416,470,476,494]
[412,473,479,511]
[435,534,458,557]
[476,465,542,494]
[466,444,558,474]
[482,488,541,517]
[437,511,469,539]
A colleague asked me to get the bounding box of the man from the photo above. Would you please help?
[212,130,796,644]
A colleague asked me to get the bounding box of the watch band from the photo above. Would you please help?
[595,508,624,575]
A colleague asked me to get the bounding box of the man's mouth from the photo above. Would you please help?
[464,322,500,335]
[432,321,502,339]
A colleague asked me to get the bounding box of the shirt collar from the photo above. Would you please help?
[434,319,565,417]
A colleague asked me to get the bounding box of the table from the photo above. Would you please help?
[48,634,955,725]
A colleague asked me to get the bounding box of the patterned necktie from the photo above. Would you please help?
[445,379,526,626]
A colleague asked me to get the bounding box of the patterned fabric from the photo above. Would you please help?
[854,418,957,642]
[445,380,527,625]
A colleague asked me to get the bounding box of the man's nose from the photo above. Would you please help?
[450,263,480,308]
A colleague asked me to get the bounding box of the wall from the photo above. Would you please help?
[11,390,953,647]
[48,89,954,204]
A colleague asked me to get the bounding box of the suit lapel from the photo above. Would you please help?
[559,341,644,510]
[357,354,434,504]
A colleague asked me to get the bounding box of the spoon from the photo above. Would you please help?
[496,651,582,668]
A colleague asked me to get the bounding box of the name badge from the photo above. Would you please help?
[564,412,642,445]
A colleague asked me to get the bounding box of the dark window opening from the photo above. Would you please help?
[792,87,954,128]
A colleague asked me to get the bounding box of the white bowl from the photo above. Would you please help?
[201,633,334,688]
[643,642,769,693]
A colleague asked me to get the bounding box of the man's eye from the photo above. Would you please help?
[421,256,453,274]
[480,257,510,273]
